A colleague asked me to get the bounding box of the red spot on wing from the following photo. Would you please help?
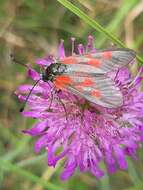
[91,90,101,98]
[75,78,94,92]
[103,51,112,59]
[55,75,72,83]
[54,75,72,89]
[88,58,101,67]
[61,56,77,64]
[80,78,94,86]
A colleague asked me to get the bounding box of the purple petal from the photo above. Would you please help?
[22,111,41,118]
[78,44,85,55]
[58,39,65,58]
[114,146,127,170]
[124,147,137,159]
[105,151,116,173]
[28,68,40,80]
[60,155,77,180]
[90,166,104,179]
[86,35,96,52]
[34,134,50,153]
[48,146,68,167]
[36,56,54,66]
[17,84,43,94]
[23,120,49,136]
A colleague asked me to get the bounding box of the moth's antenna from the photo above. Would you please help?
[58,96,68,121]
[10,54,41,112]
[10,54,28,68]
[20,79,41,112]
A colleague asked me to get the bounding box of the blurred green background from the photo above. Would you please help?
[0,0,143,189]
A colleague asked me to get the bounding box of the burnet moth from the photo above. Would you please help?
[41,48,135,108]
[12,48,136,111]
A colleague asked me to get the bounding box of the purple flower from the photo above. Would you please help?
[16,36,143,180]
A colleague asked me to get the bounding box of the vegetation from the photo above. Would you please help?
[0,0,143,189]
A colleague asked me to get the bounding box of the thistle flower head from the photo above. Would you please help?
[16,36,143,180]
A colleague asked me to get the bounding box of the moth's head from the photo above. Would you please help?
[41,63,57,82]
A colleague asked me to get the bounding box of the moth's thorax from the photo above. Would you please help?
[42,63,67,82]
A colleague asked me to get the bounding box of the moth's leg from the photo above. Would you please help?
[48,86,56,111]
[55,89,62,93]
[113,69,120,82]
[58,97,68,121]
[55,90,68,121]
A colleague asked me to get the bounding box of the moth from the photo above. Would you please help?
[41,48,136,108]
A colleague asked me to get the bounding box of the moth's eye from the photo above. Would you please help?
[52,68,57,73]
